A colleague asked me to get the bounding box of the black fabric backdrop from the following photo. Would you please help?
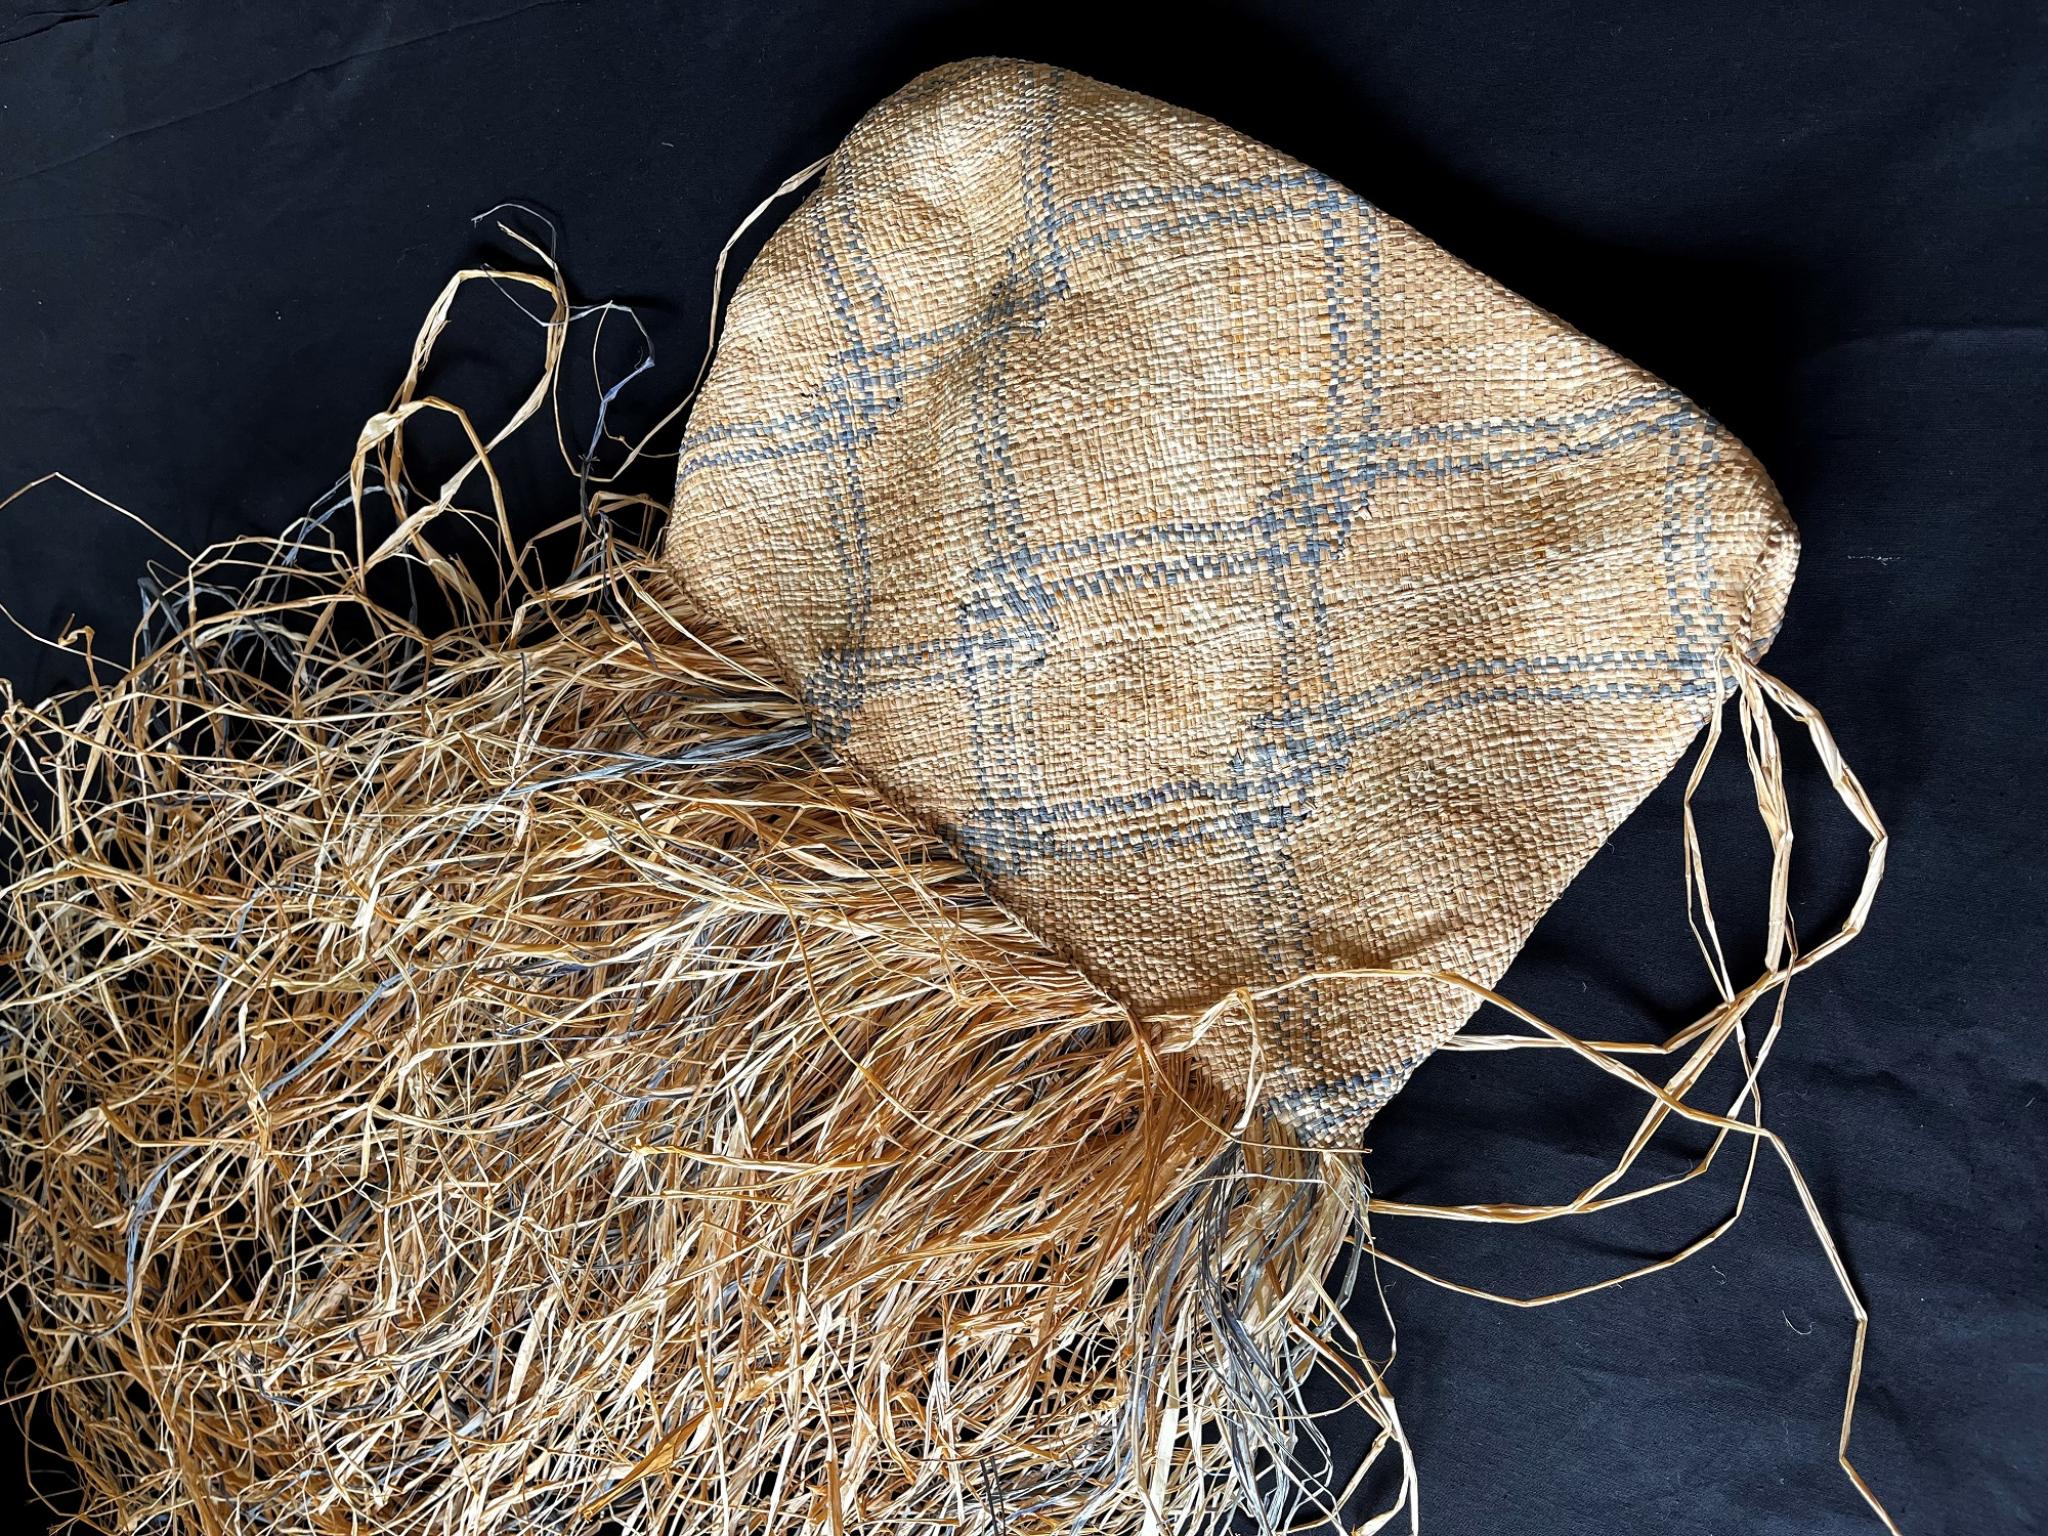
[2,2,2042,1531]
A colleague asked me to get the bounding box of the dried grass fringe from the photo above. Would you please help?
[0,228,1892,1536]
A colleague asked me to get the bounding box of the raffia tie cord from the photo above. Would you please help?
[0,247,1892,1535]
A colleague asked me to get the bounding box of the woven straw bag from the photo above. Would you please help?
[0,54,1892,1536]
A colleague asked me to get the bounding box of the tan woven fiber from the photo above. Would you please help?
[670,56,1799,1143]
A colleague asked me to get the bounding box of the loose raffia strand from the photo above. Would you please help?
[1157,650,1896,1531]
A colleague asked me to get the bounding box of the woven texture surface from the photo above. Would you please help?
[667,57,1797,1142]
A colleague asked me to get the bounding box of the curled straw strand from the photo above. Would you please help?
[1160,649,1896,1531]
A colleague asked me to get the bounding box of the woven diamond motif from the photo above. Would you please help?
[669,57,1796,1142]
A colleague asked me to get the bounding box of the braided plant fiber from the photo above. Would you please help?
[0,60,1899,1536]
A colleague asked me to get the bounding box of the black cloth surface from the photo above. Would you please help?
[1,2,2042,1531]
